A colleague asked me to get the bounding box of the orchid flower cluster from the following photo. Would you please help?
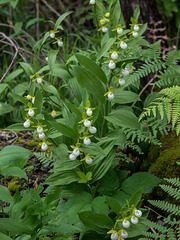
[49,30,63,47]
[68,101,97,165]
[107,207,142,240]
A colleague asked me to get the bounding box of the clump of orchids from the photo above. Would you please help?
[68,101,97,165]
[108,205,143,240]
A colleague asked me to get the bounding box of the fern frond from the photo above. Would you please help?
[34,152,55,168]
[164,178,180,188]
[159,184,180,200]
[148,200,180,216]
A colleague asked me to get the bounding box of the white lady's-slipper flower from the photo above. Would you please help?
[131,216,138,224]
[122,220,130,228]
[89,126,97,134]
[117,28,123,34]
[119,78,126,86]
[111,232,118,240]
[28,109,35,117]
[37,78,43,84]
[85,157,93,164]
[69,153,76,160]
[23,119,30,128]
[122,69,129,76]
[37,126,43,134]
[51,110,57,118]
[73,148,80,157]
[26,95,32,100]
[89,0,95,4]
[111,51,118,60]
[132,31,138,37]
[39,132,45,139]
[120,42,127,49]
[58,40,63,47]
[102,27,108,33]
[109,60,116,70]
[108,92,114,100]
[32,97,35,104]
[121,230,128,238]
[86,108,92,116]
[41,142,48,151]
[134,25,139,31]
[134,210,142,218]
[84,137,91,145]
[50,32,55,38]
[84,119,91,127]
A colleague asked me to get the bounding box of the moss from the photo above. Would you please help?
[8,177,21,192]
[27,140,39,147]
[14,137,25,144]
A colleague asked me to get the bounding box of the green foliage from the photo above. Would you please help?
[140,176,180,239]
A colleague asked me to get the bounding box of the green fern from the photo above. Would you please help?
[34,152,55,168]
[139,86,180,135]
[140,176,180,239]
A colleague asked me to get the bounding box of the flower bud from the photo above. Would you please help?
[26,95,31,100]
[28,109,35,117]
[122,220,130,228]
[120,42,127,49]
[108,92,114,100]
[131,216,138,224]
[32,97,35,104]
[134,25,139,31]
[119,78,126,86]
[73,148,80,157]
[111,232,118,240]
[58,40,63,47]
[122,69,129,76]
[86,108,92,116]
[50,32,55,38]
[89,126,97,134]
[89,0,95,4]
[132,31,138,37]
[41,142,48,151]
[84,137,91,145]
[134,210,142,218]
[39,132,45,139]
[37,126,43,134]
[84,119,91,127]
[23,120,30,128]
[51,110,57,118]
[102,27,108,33]
[109,60,116,70]
[121,230,128,238]
[117,28,123,34]
[37,78,43,84]
[69,153,76,160]
[111,51,118,60]
[85,157,93,164]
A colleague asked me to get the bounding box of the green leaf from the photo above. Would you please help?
[121,172,162,195]
[10,93,27,105]
[0,83,8,93]
[78,211,114,234]
[25,18,44,29]
[97,168,120,195]
[105,108,140,129]
[43,84,60,99]
[133,5,140,20]
[92,196,109,215]
[41,31,50,46]
[34,89,43,114]
[51,63,71,80]
[113,0,125,26]
[73,66,105,103]
[0,232,13,240]
[75,54,107,84]
[80,230,104,240]
[48,50,58,73]
[49,121,79,139]
[113,90,140,104]
[0,218,32,235]
[19,62,34,75]
[0,185,13,204]
[105,196,122,215]
[5,123,33,131]
[54,11,73,31]
[0,103,14,115]
[97,38,116,60]
[0,145,32,169]
[129,188,143,207]
[1,167,27,179]
[46,170,79,186]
